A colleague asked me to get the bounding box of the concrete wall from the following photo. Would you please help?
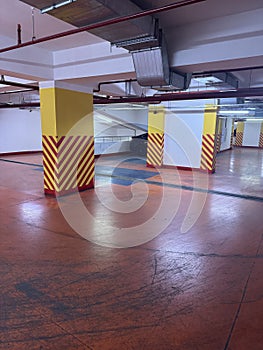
[95,140,130,155]
[162,99,216,169]
[220,117,233,151]
[0,106,146,155]
[94,107,148,155]
[243,122,261,147]
[235,121,263,147]
[0,108,42,154]
[164,112,204,168]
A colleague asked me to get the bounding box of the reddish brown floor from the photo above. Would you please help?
[0,148,262,349]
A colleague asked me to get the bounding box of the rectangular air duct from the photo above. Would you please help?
[130,32,190,90]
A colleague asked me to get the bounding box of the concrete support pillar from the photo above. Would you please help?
[40,81,94,196]
[147,105,165,167]
[259,122,263,148]
[235,122,244,146]
[200,105,218,173]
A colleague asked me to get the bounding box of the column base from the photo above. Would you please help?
[44,179,94,197]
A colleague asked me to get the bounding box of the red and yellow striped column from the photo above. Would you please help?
[259,122,263,148]
[147,106,165,167]
[40,82,94,196]
[200,105,218,173]
[235,122,244,146]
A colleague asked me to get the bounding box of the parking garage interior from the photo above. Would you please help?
[0,1,263,349]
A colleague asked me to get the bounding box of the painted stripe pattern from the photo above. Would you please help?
[147,133,164,166]
[42,135,94,193]
[259,132,263,148]
[200,134,216,172]
[235,132,243,146]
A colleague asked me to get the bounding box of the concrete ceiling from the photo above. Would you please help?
[1,0,104,51]
[20,0,263,28]
[1,0,263,98]
[133,0,263,27]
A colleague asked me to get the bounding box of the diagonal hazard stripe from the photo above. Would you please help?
[77,155,94,185]
[201,156,213,169]
[42,135,94,193]
[203,136,215,150]
[58,136,82,170]
[202,147,214,163]
[147,145,163,161]
[58,135,74,156]
[43,147,56,173]
[235,132,243,146]
[78,163,95,189]
[42,137,57,165]
[205,133,215,143]
[147,134,164,163]
[201,157,213,170]
[57,138,92,189]
[77,143,94,177]
[148,134,162,146]
[57,136,65,148]
[77,138,94,168]
[77,156,95,187]
[148,141,163,158]
[200,133,215,171]
[147,148,161,165]
[57,136,88,180]
[148,133,163,147]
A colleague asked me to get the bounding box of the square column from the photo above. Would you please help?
[40,82,94,196]
[259,122,263,148]
[147,106,165,167]
[235,122,244,146]
[200,105,218,173]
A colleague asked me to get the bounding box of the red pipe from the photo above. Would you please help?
[93,87,263,104]
[0,0,206,54]
[1,87,263,108]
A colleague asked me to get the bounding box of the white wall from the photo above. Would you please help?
[220,117,233,151]
[0,109,42,154]
[94,107,148,135]
[94,107,148,155]
[164,112,204,168]
[243,122,261,146]
[162,100,217,169]
[95,141,130,155]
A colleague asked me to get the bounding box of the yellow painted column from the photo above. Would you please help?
[259,122,263,148]
[40,82,94,196]
[235,122,244,147]
[200,104,218,173]
[147,105,165,167]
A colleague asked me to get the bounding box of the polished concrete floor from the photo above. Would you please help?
[0,148,262,349]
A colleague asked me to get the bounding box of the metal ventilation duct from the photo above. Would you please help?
[19,0,192,90]
[194,72,239,89]
[127,30,191,90]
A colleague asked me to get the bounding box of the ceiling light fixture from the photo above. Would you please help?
[219,110,250,115]
[41,0,77,14]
